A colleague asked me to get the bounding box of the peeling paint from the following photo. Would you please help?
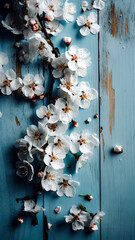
[101,53,115,135]
[111,4,118,36]
[125,18,128,35]
[101,134,105,161]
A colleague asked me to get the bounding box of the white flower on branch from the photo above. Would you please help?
[0,69,22,95]
[70,130,99,154]
[24,200,45,213]
[58,69,78,98]
[89,211,105,231]
[36,104,60,125]
[15,138,34,162]
[63,1,76,22]
[93,0,105,10]
[16,160,34,181]
[2,13,22,35]
[25,122,48,148]
[74,81,98,109]
[76,12,100,36]
[52,53,68,78]
[45,20,63,36]
[65,205,90,230]
[57,174,80,197]
[48,135,70,154]
[65,45,91,77]
[41,166,61,191]
[22,73,44,98]
[27,0,45,16]
[55,98,78,124]
[43,0,63,19]
[46,121,68,136]
[44,143,65,170]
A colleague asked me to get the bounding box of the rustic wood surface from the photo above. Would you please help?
[0,0,134,239]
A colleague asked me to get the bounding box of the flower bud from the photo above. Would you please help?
[90,224,98,231]
[85,194,93,201]
[64,37,72,47]
[82,7,87,12]
[54,206,61,214]
[32,24,39,31]
[113,145,123,153]
[45,13,54,22]
[29,19,37,26]
[40,94,45,99]
[94,114,98,118]
[72,120,79,127]
[37,171,44,178]
[18,217,24,224]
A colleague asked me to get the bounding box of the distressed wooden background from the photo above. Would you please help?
[0,0,135,239]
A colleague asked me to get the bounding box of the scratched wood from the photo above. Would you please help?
[99,0,135,239]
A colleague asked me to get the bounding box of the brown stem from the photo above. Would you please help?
[37,14,59,58]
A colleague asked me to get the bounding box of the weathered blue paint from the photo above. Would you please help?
[100,0,135,239]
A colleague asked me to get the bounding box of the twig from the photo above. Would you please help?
[37,14,59,58]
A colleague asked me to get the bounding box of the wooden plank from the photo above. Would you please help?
[44,0,100,239]
[99,0,135,239]
[0,2,43,239]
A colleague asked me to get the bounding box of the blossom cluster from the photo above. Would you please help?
[65,205,105,231]
[1,0,105,233]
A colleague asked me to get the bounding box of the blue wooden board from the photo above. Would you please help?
[0,0,135,239]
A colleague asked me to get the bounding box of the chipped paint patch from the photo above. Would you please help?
[101,53,115,135]
[111,4,118,36]
[15,116,20,126]
[101,134,105,161]
[125,18,128,35]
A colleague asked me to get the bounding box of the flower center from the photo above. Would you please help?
[34,131,41,140]
[48,123,57,131]
[50,154,58,161]
[30,83,35,89]
[45,172,55,180]
[73,214,79,221]
[39,42,45,50]
[86,20,92,28]
[72,55,78,62]
[80,91,89,100]
[78,138,86,145]
[56,139,62,147]
[49,4,54,11]
[57,64,66,70]
[65,81,72,90]
[62,179,69,187]
[45,111,51,119]
[62,105,71,113]
[3,79,11,87]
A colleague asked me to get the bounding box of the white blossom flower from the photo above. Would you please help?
[22,73,44,98]
[16,160,34,181]
[0,52,8,70]
[70,130,99,154]
[54,206,61,213]
[93,0,105,10]
[63,1,76,22]
[24,200,45,214]
[89,211,105,229]
[41,166,61,191]
[58,69,78,98]
[46,121,68,136]
[45,20,63,36]
[55,98,78,124]
[25,122,48,148]
[76,12,100,36]
[48,135,70,154]
[15,138,34,162]
[0,69,22,95]
[52,53,68,78]
[76,153,93,173]
[36,104,60,125]
[57,174,80,197]
[74,81,98,109]
[65,45,91,77]
[65,205,90,230]
[43,0,63,19]
[44,143,65,169]
[29,33,54,61]
[27,0,45,16]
